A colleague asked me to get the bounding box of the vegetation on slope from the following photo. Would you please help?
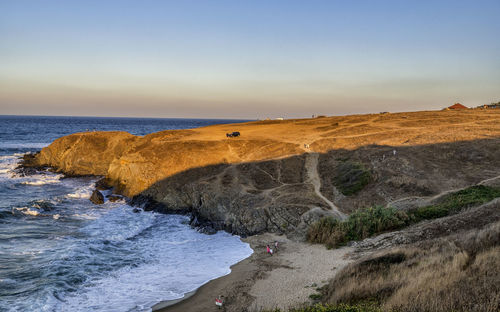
[333,161,372,196]
[266,302,381,312]
[321,219,500,312]
[307,185,500,248]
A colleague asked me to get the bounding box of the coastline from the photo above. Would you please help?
[155,233,353,312]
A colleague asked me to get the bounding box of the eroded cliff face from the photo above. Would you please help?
[29,110,500,237]
[36,131,138,176]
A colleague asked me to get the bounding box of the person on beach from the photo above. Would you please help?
[266,244,272,256]
[215,295,224,309]
[274,241,279,252]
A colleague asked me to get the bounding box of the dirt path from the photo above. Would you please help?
[306,153,347,220]
[388,174,500,209]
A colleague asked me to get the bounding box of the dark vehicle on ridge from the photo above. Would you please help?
[226,132,240,138]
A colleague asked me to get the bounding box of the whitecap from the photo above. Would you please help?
[14,207,40,216]
[57,215,253,312]
[21,177,61,186]
[0,142,50,149]
[65,181,99,199]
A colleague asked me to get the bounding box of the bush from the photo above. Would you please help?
[307,186,500,248]
[410,185,500,221]
[307,206,408,248]
[266,302,381,312]
[343,206,409,241]
[309,293,323,300]
[333,161,372,196]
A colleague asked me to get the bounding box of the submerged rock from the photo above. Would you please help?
[30,200,54,212]
[106,195,122,202]
[132,208,142,213]
[198,225,217,235]
[15,153,46,176]
[90,190,105,205]
[15,166,38,177]
[95,178,112,191]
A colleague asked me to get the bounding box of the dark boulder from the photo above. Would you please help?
[15,166,38,177]
[132,208,142,213]
[30,200,54,212]
[90,190,105,205]
[15,153,44,176]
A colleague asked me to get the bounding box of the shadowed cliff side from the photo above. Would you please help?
[129,138,500,238]
[28,110,500,237]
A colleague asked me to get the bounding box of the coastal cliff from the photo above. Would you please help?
[28,110,500,237]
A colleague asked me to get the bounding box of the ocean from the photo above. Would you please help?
[0,115,254,312]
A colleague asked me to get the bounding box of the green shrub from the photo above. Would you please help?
[266,302,381,312]
[308,186,500,248]
[343,206,409,241]
[309,293,323,300]
[307,206,408,248]
[410,185,500,221]
[333,161,372,196]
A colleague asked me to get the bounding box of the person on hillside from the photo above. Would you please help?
[274,241,279,252]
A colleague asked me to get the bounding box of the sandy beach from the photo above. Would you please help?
[155,233,353,312]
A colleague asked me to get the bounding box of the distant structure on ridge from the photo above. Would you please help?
[445,103,468,110]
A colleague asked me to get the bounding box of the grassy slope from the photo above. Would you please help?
[322,218,500,312]
[307,185,500,248]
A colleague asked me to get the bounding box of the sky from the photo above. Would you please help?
[1,0,499,119]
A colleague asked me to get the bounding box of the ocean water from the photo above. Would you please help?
[0,116,253,312]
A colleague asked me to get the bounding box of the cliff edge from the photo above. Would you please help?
[29,110,500,237]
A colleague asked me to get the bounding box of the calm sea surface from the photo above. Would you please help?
[0,116,253,312]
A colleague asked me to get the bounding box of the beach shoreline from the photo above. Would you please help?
[155,233,353,312]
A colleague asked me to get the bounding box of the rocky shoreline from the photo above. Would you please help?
[13,110,500,312]
[19,152,228,234]
[17,110,500,239]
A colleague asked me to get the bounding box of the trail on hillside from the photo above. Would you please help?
[306,153,347,220]
[388,174,500,209]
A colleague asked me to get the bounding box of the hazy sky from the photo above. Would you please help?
[1,0,499,119]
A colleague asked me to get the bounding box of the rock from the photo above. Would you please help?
[90,190,104,205]
[15,166,38,177]
[190,215,200,227]
[198,225,217,235]
[128,194,169,212]
[95,178,112,191]
[291,208,341,241]
[132,208,142,213]
[15,153,46,176]
[30,200,54,212]
[106,195,122,202]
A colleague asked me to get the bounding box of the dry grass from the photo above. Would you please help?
[322,220,500,312]
[34,109,500,196]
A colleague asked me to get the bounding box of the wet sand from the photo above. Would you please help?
[155,233,353,312]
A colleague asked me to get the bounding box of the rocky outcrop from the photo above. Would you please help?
[26,110,500,237]
[90,190,105,205]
